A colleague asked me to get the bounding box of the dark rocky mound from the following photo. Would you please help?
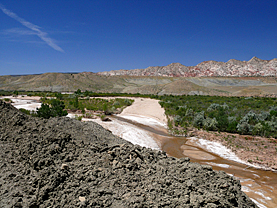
[0,100,257,207]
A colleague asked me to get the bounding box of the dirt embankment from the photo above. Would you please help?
[0,100,257,207]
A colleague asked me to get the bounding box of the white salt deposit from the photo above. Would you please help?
[6,98,41,111]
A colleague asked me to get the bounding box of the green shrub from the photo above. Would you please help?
[113,101,120,106]
[3,98,13,103]
[227,121,238,133]
[37,103,52,119]
[124,99,132,106]
[270,110,277,117]
[75,115,83,121]
[174,115,182,126]
[257,111,270,121]
[252,123,263,135]
[193,111,205,128]
[185,108,194,117]
[227,116,236,123]
[237,122,251,134]
[158,94,277,137]
[19,108,31,115]
[203,117,218,131]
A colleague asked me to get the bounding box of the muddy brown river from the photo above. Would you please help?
[114,116,277,208]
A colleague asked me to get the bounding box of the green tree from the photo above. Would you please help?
[13,90,19,96]
[37,103,52,119]
[103,103,112,115]
[75,89,82,95]
[84,90,90,97]
[73,96,79,109]
[214,107,228,132]
[37,99,67,119]
[55,92,63,100]
[49,99,68,117]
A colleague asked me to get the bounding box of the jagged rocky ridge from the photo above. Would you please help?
[98,57,277,77]
[0,100,257,207]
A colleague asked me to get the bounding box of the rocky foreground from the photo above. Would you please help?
[0,100,257,207]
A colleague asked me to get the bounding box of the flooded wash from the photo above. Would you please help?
[111,115,277,208]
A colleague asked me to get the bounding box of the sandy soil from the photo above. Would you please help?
[92,97,167,126]
[119,98,167,125]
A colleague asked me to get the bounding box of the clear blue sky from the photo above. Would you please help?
[0,0,277,76]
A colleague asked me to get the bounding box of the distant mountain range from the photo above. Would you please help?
[1,57,277,97]
[98,57,277,77]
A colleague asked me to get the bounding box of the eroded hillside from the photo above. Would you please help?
[1,73,277,96]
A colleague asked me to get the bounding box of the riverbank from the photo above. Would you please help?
[93,103,277,207]
[3,95,277,172]
[187,129,277,172]
[111,96,277,172]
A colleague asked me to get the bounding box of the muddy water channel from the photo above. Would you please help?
[113,116,277,208]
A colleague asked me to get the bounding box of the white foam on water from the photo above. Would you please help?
[188,137,264,171]
[242,186,272,207]
[242,186,251,193]
[206,162,230,168]
[188,137,268,173]
[253,174,261,178]
[85,118,160,150]
[254,191,272,201]
[240,178,253,183]
[118,115,167,128]
[250,198,268,208]
[188,137,245,163]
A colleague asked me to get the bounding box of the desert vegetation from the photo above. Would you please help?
[2,90,277,138]
[159,95,277,138]
[0,89,155,99]
[13,90,134,120]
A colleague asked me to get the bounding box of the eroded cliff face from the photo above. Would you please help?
[0,100,257,207]
[98,57,277,77]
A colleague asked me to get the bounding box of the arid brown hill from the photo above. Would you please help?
[0,72,277,96]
